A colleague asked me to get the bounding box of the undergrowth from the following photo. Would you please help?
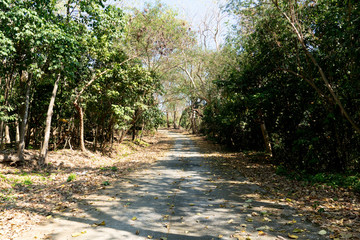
[276,165,360,193]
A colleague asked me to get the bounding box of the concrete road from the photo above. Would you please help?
[19,130,327,240]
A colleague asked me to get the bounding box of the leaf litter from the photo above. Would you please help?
[188,131,360,239]
[0,131,173,240]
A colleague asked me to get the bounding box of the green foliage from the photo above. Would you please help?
[276,167,360,192]
[102,180,110,186]
[100,166,118,171]
[201,0,360,173]
[67,173,76,182]
[23,177,32,185]
[275,165,288,176]
[354,182,360,194]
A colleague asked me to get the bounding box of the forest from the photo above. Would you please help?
[1,1,360,186]
[1,0,360,239]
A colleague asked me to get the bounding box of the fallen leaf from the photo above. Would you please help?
[256,225,272,231]
[288,233,299,239]
[132,217,137,221]
[92,220,106,227]
[147,235,153,239]
[246,218,253,222]
[136,230,140,235]
[233,234,245,240]
[71,231,86,237]
[293,228,304,233]
[286,219,296,225]
[258,231,266,236]
[227,219,234,223]
[318,230,327,235]
[218,234,223,238]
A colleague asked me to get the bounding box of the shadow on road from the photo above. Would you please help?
[18,131,327,240]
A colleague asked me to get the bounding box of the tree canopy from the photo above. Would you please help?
[1,0,359,174]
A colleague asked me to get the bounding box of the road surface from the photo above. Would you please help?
[19,130,327,240]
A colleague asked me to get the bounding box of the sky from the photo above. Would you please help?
[119,0,225,25]
[117,0,231,48]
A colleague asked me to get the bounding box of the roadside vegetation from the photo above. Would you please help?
[1,0,360,239]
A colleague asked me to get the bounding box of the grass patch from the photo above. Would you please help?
[276,165,360,193]
[100,166,118,171]
[67,173,76,182]
[23,177,33,185]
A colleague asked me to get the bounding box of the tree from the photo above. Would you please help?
[202,0,360,171]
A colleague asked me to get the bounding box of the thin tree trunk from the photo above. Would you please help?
[18,73,31,161]
[0,121,4,148]
[119,129,127,143]
[178,113,184,129]
[72,70,109,152]
[191,109,197,134]
[173,110,178,129]
[132,126,136,141]
[73,102,86,151]
[260,122,272,156]
[166,111,170,128]
[40,73,61,164]
[257,110,272,156]
[93,126,98,151]
[5,124,10,144]
[15,120,19,144]
[0,74,13,148]
[119,111,143,144]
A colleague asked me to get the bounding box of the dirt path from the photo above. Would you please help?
[18,131,327,240]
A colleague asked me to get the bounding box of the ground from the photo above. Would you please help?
[0,130,359,239]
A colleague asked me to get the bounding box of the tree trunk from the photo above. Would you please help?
[18,73,31,161]
[260,121,272,156]
[0,121,4,148]
[15,120,20,144]
[132,125,136,141]
[173,110,178,129]
[178,112,184,129]
[5,124,10,144]
[73,102,86,151]
[40,73,61,164]
[166,111,170,128]
[191,110,197,134]
[93,126,98,151]
[72,70,109,152]
[119,129,128,143]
